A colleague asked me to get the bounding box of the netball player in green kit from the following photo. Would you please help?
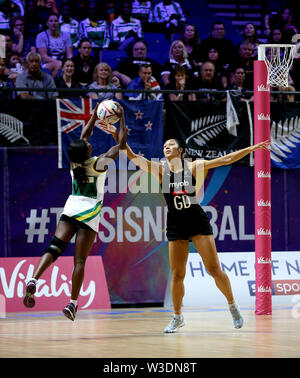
[100,121,269,333]
[23,102,126,321]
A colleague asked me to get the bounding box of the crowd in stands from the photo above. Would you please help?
[0,0,299,102]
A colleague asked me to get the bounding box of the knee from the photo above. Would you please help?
[43,236,68,261]
[74,256,87,267]
[206,265,223,278]
[172,269,186,283]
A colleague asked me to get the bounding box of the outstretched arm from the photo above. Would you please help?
[94,103,127,172]
[99,121,163,181]
[194,140,270,171]
[80,103,100,140]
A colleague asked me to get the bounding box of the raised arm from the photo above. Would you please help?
[192,140,270,172]
[99,119,163,181]
[80,103,100,140]
[94,103,127,172]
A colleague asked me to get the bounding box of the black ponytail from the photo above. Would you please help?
[67,139,89,184]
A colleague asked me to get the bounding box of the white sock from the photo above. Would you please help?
[70,299,77,307]
[30,278,37,284]
[174,313,182,319]
[229,303,238,309]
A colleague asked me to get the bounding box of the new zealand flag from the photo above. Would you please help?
[56,98,164,168]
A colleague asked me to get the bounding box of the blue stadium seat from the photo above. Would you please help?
[143,32,171,64]
[100,50,128,70]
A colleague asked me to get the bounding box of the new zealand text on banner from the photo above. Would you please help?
[164,99,251,163]
[56,98,164,168]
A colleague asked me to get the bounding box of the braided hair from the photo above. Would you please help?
[67,139,90,185]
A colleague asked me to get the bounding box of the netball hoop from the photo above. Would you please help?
[254,44,296,315]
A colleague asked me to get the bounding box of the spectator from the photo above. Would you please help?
[161,39,198,87]
[24,0,44,38]
[88,62,122,100]
[9,15,36,59]
[113,39,162,82]
[2,31,14,61]
[0,57,15,99]
[236,23,263,59]
[79,0,110,58]
[165,65,195,101]
[55,57,82,98]
[126,63,162,100]
[268,28,284,44]
[72,38,98,88]
[227,66,253,101]
[205,46,229,88]
[36,0,59,27]
[16,51,58,99]
[279,7,299,43]
[111,0,142,51]
[200,21,238,68]
[36,12,73,78]
[192,61,225,102]
[37,0,58,14]
[229,41,254,88]
[7,52,24,82]
[59,1,80,49]
[179,23,202,67]
[151,0,186,40]
[105,0,116,24]
[131,0,152,30]
[277,86,296,103]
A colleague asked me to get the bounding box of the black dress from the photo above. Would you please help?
[161,160,213,241]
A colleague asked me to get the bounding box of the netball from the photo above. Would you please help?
[96,100,120,124]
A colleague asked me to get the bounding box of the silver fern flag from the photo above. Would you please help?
[271,108,300,169]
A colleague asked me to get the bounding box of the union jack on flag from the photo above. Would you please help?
[56,98,164,168]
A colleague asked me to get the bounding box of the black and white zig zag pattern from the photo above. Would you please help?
[271,116,300,163]
[0,113,29,144]
[187,115,227,146]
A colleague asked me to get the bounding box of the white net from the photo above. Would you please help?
[262,44,296,87]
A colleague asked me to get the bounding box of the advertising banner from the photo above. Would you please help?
[178,251,300,307]
[2,146,300,305]
[0,256,110,312]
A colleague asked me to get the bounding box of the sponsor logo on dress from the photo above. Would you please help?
[258,113,271,121]
[257,199,271,207]
[257,170,271,178]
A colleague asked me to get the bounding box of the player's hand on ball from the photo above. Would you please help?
[99,121,117,137]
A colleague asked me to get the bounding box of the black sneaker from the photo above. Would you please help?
[23,279,37,308]
[63,303,77,321]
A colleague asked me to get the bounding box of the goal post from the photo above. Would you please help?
[254,44,296,315]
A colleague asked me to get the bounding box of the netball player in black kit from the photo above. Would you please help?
[99,122,269,332]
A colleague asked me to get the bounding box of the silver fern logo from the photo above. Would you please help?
[186,114,227,147]
[271,116,300,164]
[0,113,29,144]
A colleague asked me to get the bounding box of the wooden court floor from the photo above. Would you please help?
[1,305,300,359]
